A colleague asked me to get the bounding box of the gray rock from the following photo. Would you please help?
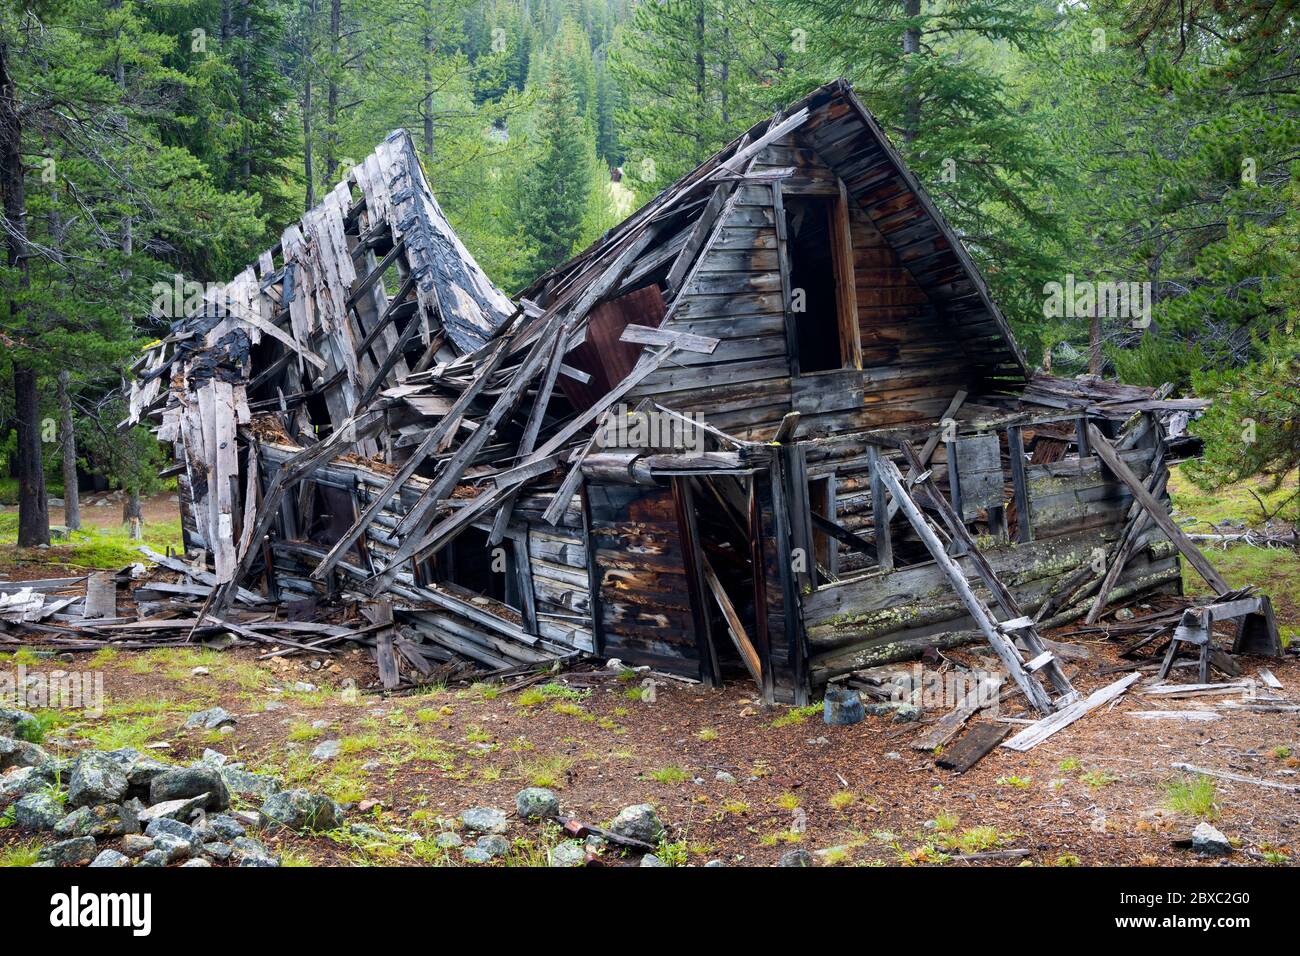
[197,748,228,768]
[778,849,815,867]
[38,836,98,866]
[714,770,737,785]
[55,803,139,839]
[151,832,194,863]
[67,751,129,807]
[0,764,57,802]
[149,766,230,811]
[863,701,922,723]
[460,806,508,834]
[126,757,172,790]
[138,794,210,825]
[89,849,131,868]
[461,847,491,863]
[220,766,283,799]
[639,853,668,867]
[514,787,560,820]
[608,804,664,844]
[476,834,511,859]
[145,816,203,851]
[181,857,212,867]
[1192,821,1233,857]
[183,707,236,731]
[704,859,726,867]
[0,707,39,740]
[230,809,262,829]
[260,788,343,832]
[13,792,65,831]
[434,831,463,849]
[120,834,155,858]
[100,748,142,774]
[823,686,865,726]
[311,739,341,761]
[549,841,586,867]
[0,735,49,770]
[136,850,167,867]
[232,836,279,867]
[201,842,233,862]
[203,814,246,841]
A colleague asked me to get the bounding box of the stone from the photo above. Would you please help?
[704,859,726,867]
[863,701,922,723]
[201,842,233,862]
[639,853,668,867]
[1191,821,1233,857]
[89,849,131,868]
[476,834,510,859]
[822,686,865,725]
[38,836,98,866]
[230,809,262,828]
[0,707,39,740]
[198,748,227,768]
[192,667,211,677]
[221,766,283,799]
[514,787,560,820]
[100,748,142,774]
[136,850,167,867]
[145,816,203,852]
[120,834,155,858]
[0,765,57,802]
[549,841,586,867]
[203,814,246,841]
[138,794,211,825]
[461,847,491,863]
[460,806,508,834]
[126,757,172,790]
[311,739,341,761]
[232,836,279,867]
[67,751,129,807]
[181,857,212,867]
[151,832,194,863]
[608,804,664,844]
[183,707,236,731]
[777,849,815,867]
[13,792,65,831]
[714,770,737,784]
[260,788,343,832]
[0,735,49,770]
[55,802,139,839]
[150,766,231,811]
[434,832,463,849]
[292,682,317,693]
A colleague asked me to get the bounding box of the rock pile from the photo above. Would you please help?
[0,711,344,868]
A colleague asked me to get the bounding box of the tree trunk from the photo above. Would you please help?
[422,0,434,164]
[1,42,49,547]
[58,371,80,531]
[693,0,705,162]
[1088,306,1102,375]
[123,489,143,541]
[325,0,340,182]
[303,0,316,208]
[901,0,922,144]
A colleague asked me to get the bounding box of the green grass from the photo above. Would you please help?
[0,516,184,570]
[1168,465,1300,527]
[1164,774,1220,820]
[516,683,587,707]
[0,840,42,867]
[770,703,822,728]
[647,765,689,785]
[518,753,573,789]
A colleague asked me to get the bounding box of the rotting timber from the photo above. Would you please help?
[124,81,1257,710]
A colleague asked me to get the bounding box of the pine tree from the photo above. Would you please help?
[516,67,594,277]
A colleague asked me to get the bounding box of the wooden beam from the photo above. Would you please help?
[1086,423,1229,594]
[833,177,862,369]
[1002,672,1142,751]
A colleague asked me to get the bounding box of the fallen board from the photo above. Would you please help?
[936,722,1009,772]
[1171,762,1300,793]
[1001,671,1143,752]
[911,676,1002,751]
[83,572,117,621]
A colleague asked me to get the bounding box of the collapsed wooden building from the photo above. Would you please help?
[129,80,1274,710]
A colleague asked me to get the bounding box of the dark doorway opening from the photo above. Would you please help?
[785,195,843,374]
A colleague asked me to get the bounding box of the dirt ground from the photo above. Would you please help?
[0,492,179,530]
[3,621,1297,867]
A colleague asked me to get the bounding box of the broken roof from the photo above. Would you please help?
[520,78,1030,390]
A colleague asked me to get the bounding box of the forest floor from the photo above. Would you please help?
[1,472,1298,868]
